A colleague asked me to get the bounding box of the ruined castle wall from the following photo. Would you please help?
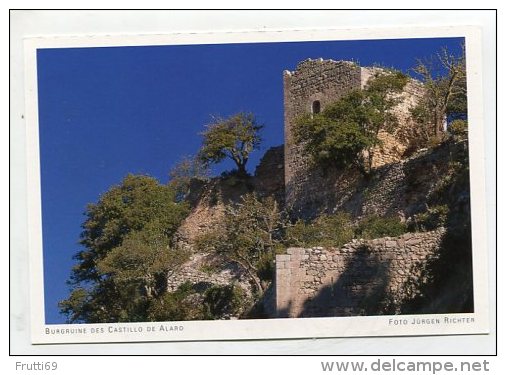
[282,128,465,222]
[284,59,361,217]
[284,62,425,219]
[275,229,445,318]
[373,78,425,167]
[360,67,425,167]
[167,252,252,295]
[360,140,468,220]
[253,145,285,206]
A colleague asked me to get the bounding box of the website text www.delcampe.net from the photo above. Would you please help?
[321,359,490,373]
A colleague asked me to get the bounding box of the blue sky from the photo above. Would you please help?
[37,37,464,324]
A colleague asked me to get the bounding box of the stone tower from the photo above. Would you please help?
[283,59,424,219]
[283,59,362,218]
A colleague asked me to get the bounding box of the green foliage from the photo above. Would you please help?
[198,263,219,275]
[148,282,250,321]
[203,284,248,319]
[58,288,90,323]
[449,119,468,139]
[287,213,407,247]
[355,215,407,239]
[294,93,374,172]
[400,140,473,313]
[198,112,263,176]
[195,193,285,293]
[256,252,276,282]
[293,69,408,176]
[286,212,354,248]
[60,174,190,323]
[148,282,204,321]
[220,169,251,187]
[97,223,189,298]
[409,205,449,233]
[428,145,469,208]
[168,155,209,202]
[73,174,188,283]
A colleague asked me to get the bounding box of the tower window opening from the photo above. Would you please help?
[312,100,321,115]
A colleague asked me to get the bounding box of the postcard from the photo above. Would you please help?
[23,25,489,344]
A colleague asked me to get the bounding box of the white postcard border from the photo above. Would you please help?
[23,25,489,345]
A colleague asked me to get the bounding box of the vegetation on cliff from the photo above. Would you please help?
[60,174,189,323]
[400,138,473,313]
[410,44,467,144]
[293,69,408,177]
[194,193,285,294]
[198,112,263,177]
[60,45,472,322]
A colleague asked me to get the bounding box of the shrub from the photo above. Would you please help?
[449,119,468,138]
[147,282,204,321]
[409,205,449,232]
[286,212,354,247]
[220,169,248,187]
[356,215,407,239]
[256,252,276,282]
[198,263,219,275]
[292,70,408,177]
[285,219,321,247]
[427,135,442,148]
[203,284,248,319]
[195,193,284,294]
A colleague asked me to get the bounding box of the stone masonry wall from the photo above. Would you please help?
[284,60,424,218]
[253,145,285,206]
[167,252,252,296]
[361,67,425,168]
[282,138,466,222]
[275,229,445,318]
[284,59,361,216]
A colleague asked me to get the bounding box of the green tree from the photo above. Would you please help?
[411,44,467,142]
[202,284,249,319]
[97,222,188,299]
[60,174,189,323]
[147,282,205,321]
[198,112,263,177]
[293,69,408,176]
[195,194,284,293]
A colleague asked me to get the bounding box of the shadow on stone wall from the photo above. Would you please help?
[399,209,473,312]
[398,226,474,315]
[286,140,469,223]
[400,140,473,314]
[298,245,393,317]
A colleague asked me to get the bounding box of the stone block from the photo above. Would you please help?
[287,247,306,256]
[277,268,292,277]
[277,254,291,262]
[406,238,422,245]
